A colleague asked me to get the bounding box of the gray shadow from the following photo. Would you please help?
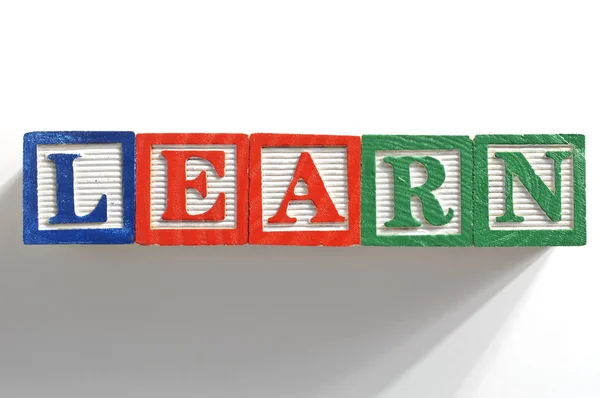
[0,172,548,398]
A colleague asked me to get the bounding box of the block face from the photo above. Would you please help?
[23,132,135,244]
[136,133,248,245]
[249,134,361,246]
[361,135,473,246]
[474,134,586,247]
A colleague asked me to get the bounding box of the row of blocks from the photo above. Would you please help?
[23,132,586,247]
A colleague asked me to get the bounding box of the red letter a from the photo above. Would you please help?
[161,150,226,221]
[267,152,345,224]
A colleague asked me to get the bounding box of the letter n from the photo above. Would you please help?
[474,134,586,247]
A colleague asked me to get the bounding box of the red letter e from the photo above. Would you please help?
[161,150,226,221]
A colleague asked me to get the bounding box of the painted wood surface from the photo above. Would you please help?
[22,132,586,247]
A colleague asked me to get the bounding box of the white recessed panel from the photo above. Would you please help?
[150,144,237,229]
[375,150,462,236]
[488,144,574,230]
[37,143,124,230]
[261,147,349,232]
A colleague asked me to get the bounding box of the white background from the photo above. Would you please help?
[0,1,598,397]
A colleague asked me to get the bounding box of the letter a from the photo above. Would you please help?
[268,152,345,224]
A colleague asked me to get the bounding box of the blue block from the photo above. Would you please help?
[23,131,136,244]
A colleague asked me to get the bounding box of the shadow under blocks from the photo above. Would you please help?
[1,162,552,395]
[21,132,586,247]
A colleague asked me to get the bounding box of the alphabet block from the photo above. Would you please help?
[474,134,586,246]
[23,131,136,244]
[135,133,248,245]
[249,134,361,246]
[361,135,473,246]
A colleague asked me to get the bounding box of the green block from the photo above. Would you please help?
[361,135,474,246]
[474,134,586,247]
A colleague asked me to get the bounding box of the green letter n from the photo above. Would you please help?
[495,151,572,223]
[383,156,454,228]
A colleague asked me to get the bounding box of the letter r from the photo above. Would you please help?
[383,155,454,227]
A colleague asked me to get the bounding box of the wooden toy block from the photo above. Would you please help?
[474,134,586,247]
[135,133,248,245]
[249,133,361,246]
[23,131,136,244]
[361,135,473,246]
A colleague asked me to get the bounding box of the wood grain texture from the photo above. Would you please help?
[361,135,473,247]
[474,134,586,247]
[249,133,361,246]
[135,133,248,246]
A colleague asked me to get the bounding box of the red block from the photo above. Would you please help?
[136,133,249,245]
[249,133,361,246]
